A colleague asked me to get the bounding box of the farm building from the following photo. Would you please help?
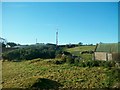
[94,43,120,61]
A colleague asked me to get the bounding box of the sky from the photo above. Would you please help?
[1,2,118,45]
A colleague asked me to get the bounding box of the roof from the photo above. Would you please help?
[95,43,120,53]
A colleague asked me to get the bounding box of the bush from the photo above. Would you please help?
[2,49,21,61]
[74,57,82,65]
[2,45,57,61]
[103,61,116,68]
[54,60,63,64]
[91,60,100,67]
[55,49,63,59]
[55,54,62,59]
[61,55,67,63]
[77,60,117,67]
[79,60,86,67]
[52,59,66,65]
[66,55,74,64]
[78,60,96,67]
[74,57,80,64]
[106,68,120,87]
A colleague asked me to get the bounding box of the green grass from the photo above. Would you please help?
[65,46,95,56]
[65,46,95,60]
[2,59,120,89]
[66,46,95,53]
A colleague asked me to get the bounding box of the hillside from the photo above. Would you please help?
[66,46,95,53]
[65,46,95,56]
[2,59,120,89]
[2,45,120,89]
[65,46,96,60]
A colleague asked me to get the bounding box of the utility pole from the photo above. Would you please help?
[36,38,37,44]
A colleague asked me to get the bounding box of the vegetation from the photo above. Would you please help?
[1,41,18,48]
[65,46,95,55]
[2,44,120,89]
[78,42,83,46]
[65,46,95,61]
[1,42,6,48]
[7,42,18,47]
[2,45,60,61]
[2,59,120,89]
[74,60,118,68]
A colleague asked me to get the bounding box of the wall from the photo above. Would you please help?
[95,52,107,61]
[108,53,112,61]
[95,52,113,61]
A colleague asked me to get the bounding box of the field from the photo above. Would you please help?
[65,46,96,60]
[2,59,120,89]
[2,46,120,89]
[66,46,96,53]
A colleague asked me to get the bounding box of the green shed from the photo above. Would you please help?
[94,43,120,61]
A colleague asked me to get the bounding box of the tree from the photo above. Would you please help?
[99,42,103,44]
[78,42,83,46]
[0,37,7,47]
[2,42,6,48]
[7,42,17,47]
[2,44,57,61]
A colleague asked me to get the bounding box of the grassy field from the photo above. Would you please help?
[66,46,96,53]
[2,59,120,89]
[65,46,96,60]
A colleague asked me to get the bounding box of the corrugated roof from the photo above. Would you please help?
[95,43,120,53]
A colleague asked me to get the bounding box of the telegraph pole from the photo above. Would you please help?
[36,38,37,44]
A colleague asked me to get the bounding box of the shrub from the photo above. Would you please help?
[91,60,100,67]
[79,60,86,67]
[78,60,92,67]
[102,61,116,68]
[77,60,117,67]
[83,60,97,67]
[2,49,21,61]
[54,60,62,64]
[61,55,67,63]
[66,55,74,64]
[2,45,57,61]
[52,59,66,65]
[74,57,80,64]
[55,49,62,56]
[55,54,62,59]
[106,68,120,87]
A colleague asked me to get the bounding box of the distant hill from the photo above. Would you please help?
[66,46,95,54]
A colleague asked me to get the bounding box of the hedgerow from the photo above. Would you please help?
[2,45,58,61]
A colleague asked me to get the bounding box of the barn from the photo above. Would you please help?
[94,43,120,61]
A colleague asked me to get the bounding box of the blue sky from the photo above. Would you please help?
[2,2,118,45]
